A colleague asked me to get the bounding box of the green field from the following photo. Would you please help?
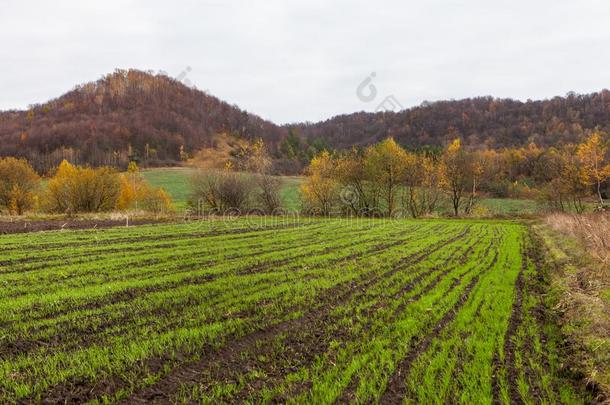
[0,218,589,403]
[142,168,545,216]
[141,168,199,211]
[142,168,303,212]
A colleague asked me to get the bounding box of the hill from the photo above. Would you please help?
[295,92,610,150]
[0,70,286,173]
[1,69,610,174]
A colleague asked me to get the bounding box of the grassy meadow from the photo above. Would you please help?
[142,168,303,212]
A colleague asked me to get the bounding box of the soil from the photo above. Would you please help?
[0,219,167,235]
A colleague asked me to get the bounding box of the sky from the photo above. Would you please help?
[2,0,610,124]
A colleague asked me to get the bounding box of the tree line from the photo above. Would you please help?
[1,132,608,217]
[295,91,610,151]
[300,131,610,217]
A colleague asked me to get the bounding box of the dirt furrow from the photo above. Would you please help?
[154,228,474,404]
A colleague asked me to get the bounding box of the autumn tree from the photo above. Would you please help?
[464,152,485,215]
[300,151,338,215]
[0,157,41,215]
[117,162,174,213]
[560,149,589,213]
[364,138,409,217]
[402,153,442,218]
[577,131,610,206]
[248,139,283,214]
[334,149,381,215]
[541,147,588,213]
[190,169,254,213]
[141,188,174,214]
[118,162,143,210]
[440,139,472,216]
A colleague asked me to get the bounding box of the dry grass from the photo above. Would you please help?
[546,212,610,266]
[538,213,610,402]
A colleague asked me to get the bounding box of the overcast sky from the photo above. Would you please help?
[2,0,610,124]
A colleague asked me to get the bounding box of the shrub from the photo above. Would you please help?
[0,157,41,215]
[256,174,283,214]
[190,169,283,215]
[44,160,121,214]
[141,188,174,214]
[117,163,174,214]
[190,170,254,213]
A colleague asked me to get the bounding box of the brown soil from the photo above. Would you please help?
[0,219,167,235]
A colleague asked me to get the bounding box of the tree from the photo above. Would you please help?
[280,129,302,160]
[541,147,589,213]
[334,149,380,215]
[364,138,409,216]
[117,162,173,213]
[440,139,471,216]
[0,158,40,215]
[118,162,144,210]
[141,188,174,214]
[465,152,485,215]
[403,153,441,218]
[257,175,283,214]
[300,151,338,215]
[577,131,610,206]
[249,139,284,214]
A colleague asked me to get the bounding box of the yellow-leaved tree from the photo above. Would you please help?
[364,138,409,217]
[0,157,41,215]
[403,153,441,218]
[334,149,381,215]
[300,151,337,215]
[577,131,610,207]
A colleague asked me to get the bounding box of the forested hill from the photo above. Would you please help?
[1,68,610,174]
[295,91,610,150]
[0,70,286,173]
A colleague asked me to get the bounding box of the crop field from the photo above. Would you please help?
[0,218,590,403]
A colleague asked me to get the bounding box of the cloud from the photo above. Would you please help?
[2,0,610,124]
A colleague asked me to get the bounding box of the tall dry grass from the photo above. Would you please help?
[546,212,610,266]
[543,212,610,400]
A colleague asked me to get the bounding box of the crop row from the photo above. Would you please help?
[0,218,590,403]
